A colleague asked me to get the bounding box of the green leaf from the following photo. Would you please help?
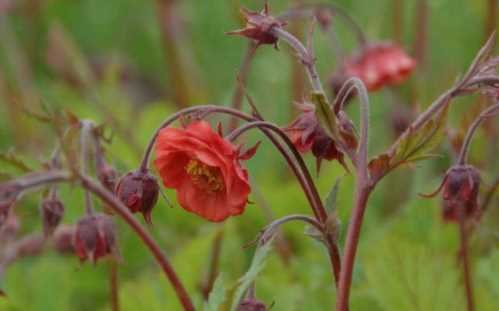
[311,92,339,140]
[229,239,274,311]
[391,106,448,167]
[204,275,226,311]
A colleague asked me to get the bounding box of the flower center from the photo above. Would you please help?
[185,159,225,192]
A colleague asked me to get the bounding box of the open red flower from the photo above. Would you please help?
[154,121,252,222]
[336,43,416,92]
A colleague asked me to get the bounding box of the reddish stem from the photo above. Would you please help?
[109,261,120,311]
[458,210,474,311]
[336,186,371,311]
[79,174,196,311]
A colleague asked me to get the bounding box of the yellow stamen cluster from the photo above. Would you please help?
[185,159,225,192]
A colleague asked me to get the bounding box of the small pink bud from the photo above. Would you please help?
[40,196,65,237]
[73,213,117,264]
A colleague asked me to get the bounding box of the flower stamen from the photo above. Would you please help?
[186,160,225,192]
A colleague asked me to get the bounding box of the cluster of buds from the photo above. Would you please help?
[73,213,118,263]
[115,169,159,224]
[331,43,416,93]
[227,3,286,48]
[423,165,481,222]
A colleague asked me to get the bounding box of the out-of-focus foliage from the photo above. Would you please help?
[0,0,497,310]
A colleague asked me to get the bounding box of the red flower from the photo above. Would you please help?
[226,3,286,48]
[285,104,348,173]
[339,43,416,91]
[154,121,252,222]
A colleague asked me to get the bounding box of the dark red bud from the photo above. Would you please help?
[41,197,65,237]
[115,170,159,224]
[237,298,267,311]
[73,213,117,263]
[227,3,287,48]
[441,165,480,222]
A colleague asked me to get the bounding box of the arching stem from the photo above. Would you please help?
[457,102,499,165]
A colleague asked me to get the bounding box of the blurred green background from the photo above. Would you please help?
[0,0,498,310]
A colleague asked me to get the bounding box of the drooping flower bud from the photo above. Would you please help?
[40,195,65,237]
[115,170,159,224]
[421,165,481,222]
[73,213,118,263]
[442,165,480,222]
[236,298,267,311]
[226,3,287,48]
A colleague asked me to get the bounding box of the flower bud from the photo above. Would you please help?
[73,213,118,264]
[236,298,267,311]
[40,196,65,237]
[441,165,480,222]
[226,3,286,48]
[115,170,159,224]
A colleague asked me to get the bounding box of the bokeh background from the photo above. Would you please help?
[0,0,498,310]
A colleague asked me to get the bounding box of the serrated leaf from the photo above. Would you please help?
[204,275,226,311]
[0,149,33,173]
[310,92,339,140]
[229,239,274,311]
[391,106,448,167]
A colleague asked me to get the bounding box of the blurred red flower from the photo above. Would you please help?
[341,43,416,91]
[154,121,252,222]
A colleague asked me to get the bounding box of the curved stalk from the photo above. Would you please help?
[226,120,341,283]
[457,102,499,165]
[336,78,370,311]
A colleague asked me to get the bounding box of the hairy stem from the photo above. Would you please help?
[457,102,499,165]
[336,186,371,311]
[80,120,95,214]
[336,79,370,310]
[271,27,326,95]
